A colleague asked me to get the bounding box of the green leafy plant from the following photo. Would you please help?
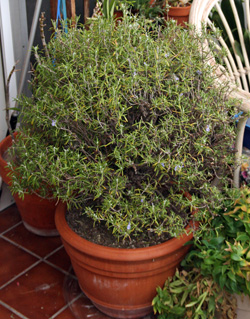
[132,0,165,19]
[152,268,236,319]
[240,161,250,186]
[92,0,165,21]
[153,187,250,318]
[8,12,238,243]
[102,0,118,19]
[182,187,250,296]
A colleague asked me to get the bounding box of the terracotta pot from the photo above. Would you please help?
[55,201,196,319]
[165,4,191,27]
[0,133,58,236]
[114,10,123,19]
[0,133,16,185]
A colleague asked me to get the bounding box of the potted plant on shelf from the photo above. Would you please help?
[93,0,165,22]
[153,187,250,319]
[164,0,192,26]
[131,0,165,20]
[8,10,239,318]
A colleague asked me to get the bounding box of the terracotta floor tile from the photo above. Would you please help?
[0,237,38,287]
[0,262,68,319]
[0,205,157,319]
[46,247,72,272]
[0,304,23,319]
[3,223,63,257]
[0,204,21,233]
[52,307,77,319]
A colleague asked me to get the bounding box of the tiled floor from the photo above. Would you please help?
[0,204,156,319]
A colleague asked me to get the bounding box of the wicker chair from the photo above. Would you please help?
[189,0,250,188]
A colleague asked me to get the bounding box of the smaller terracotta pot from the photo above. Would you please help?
[12,193,59,236]
[0,133,58,236]
[0,133,16,185]
[114,10,123,19]
[165,4,191,27]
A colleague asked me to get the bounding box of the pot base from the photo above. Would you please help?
[63,269,154,319]
[81,284,152,319]
[23,221,59,237]
[92,300,152,319]
[13,192,59,237]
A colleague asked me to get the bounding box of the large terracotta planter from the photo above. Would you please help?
[55,201,196,319]
[166,4,191,27]
[0,134,58,236]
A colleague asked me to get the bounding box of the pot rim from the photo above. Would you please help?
[168,3,191,9]
[0,132,19,158]
[55,201,197,261]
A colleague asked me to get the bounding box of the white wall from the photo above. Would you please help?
[0,0,29,141]
[0,0,29,210]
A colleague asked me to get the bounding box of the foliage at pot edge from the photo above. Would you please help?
[152,268,236,319]
[182,187,250,297]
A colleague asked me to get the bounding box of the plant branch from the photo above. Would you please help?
[5,64,17,141]
[39,12,50,59]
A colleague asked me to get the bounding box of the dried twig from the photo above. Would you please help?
[5,64,17,141]
[39,12,50,59]
[84,0,90,23]
[71,0,76,25]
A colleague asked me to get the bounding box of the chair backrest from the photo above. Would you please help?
[189,0,250,188]
[189,0,250,93]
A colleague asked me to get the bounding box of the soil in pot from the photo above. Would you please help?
[66,206,191,249]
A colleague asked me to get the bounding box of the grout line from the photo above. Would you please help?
[44,244,64,259]
[0,234,43,259]
[43,259,77,279]
[49,292,84,319]
[1,233,75,282]
[0,300,30,319]
[0,260,42,290]
[1,230,65,262]
[0,220,23,235]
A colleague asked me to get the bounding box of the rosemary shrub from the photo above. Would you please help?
[9,13,239,240]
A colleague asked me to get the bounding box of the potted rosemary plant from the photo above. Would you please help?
[8,10,238,318]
